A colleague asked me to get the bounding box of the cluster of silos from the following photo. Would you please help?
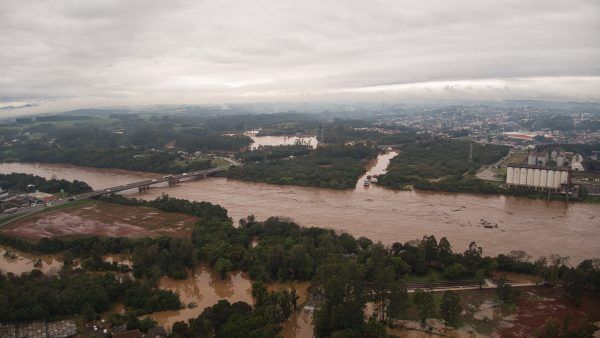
[506,165,569,189]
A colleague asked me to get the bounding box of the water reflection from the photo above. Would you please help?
[246,131,318,150]
[268,282,313,338]
[0,246,62,275]
[148,266,253,330]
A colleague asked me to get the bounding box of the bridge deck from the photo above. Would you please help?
[80,167,224,199]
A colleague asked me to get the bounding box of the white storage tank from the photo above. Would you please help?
[506,166,514,185]
[547,170,556,188]
[540,170,548,188]
[560,171,569,185]
[533,169,541,187]
[519,168,528,185]
[526,168,534,186]
[553,170,562,188]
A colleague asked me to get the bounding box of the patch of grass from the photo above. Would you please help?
[403,271,444,284]
[582,195,600,204]
[212,157,231,168]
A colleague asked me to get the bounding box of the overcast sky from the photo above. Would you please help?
[1,0,599,114]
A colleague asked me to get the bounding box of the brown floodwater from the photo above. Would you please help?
[247,131,318,149]
[1,161,599,263]
[148,266,254,329]
[268,282,313,338]
[0,246,62,275]
[148,269,312,336]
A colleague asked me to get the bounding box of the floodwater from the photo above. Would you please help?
[1,161,599,263]
[148,266,254,329]
[0,246,62,275]
[268,282,313,338]
[247,131,318,149]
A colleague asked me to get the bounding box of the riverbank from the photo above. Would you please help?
[1,162,598,263]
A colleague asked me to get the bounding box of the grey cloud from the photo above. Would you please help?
[0,0,599,113]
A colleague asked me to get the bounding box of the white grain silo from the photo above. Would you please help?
[526,168,534,186]
[506,166,514,185]
[540,169,548,188]
[553,170,562,188]
[547,170,556,188]
[520,168,528,185]
[533,169,541,187]
[560,171,569,185]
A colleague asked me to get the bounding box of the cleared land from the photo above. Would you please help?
[0,200,197,239]
[388,287,600,337]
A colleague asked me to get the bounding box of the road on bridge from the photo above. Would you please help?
[0,167,225,223]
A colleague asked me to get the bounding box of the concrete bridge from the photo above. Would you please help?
[0,167,225,222]
[77,167,225,199]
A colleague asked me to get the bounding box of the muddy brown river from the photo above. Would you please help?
[1,160,599,263]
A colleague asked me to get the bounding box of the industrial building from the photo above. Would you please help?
[506,165,570,191]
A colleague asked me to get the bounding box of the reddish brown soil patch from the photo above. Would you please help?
[498,287,600,337]
[1,202,197,239]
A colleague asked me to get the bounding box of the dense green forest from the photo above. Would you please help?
[227,144,378,189]
[0,117,251,173]
[1,143,213,174]
[0,173,92,195]
[379,139,509,191]
[0,269,180,322]
[321,119,420,145]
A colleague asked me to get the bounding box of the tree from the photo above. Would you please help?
[474,269,486,289]
[371,266,395,323]
[443,263,466,280]
[363,318,387,337]
[82,304,96,321]
[421,235,439,263]
[386,282,409,322]
[214,258,233,280]
[534,317,560,338]
[440,291,462,327]
[496,281,520,303]
[438,237,453,265]
[313,258,366,337]
[563,268,585,306]
[412,289,435,327]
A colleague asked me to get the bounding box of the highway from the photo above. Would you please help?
[0,167,224,222]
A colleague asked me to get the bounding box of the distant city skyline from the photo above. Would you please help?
[1,0,599,114]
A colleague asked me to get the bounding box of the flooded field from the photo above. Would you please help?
[147,268,313,337]
[247,131,318,149]
[148,266,254,329]
[268,282,313,338]
[498,288,600,337]
[0,246,62,275]
[1,201,197,239]
[1,162,599,263]
[388,287,600,337]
